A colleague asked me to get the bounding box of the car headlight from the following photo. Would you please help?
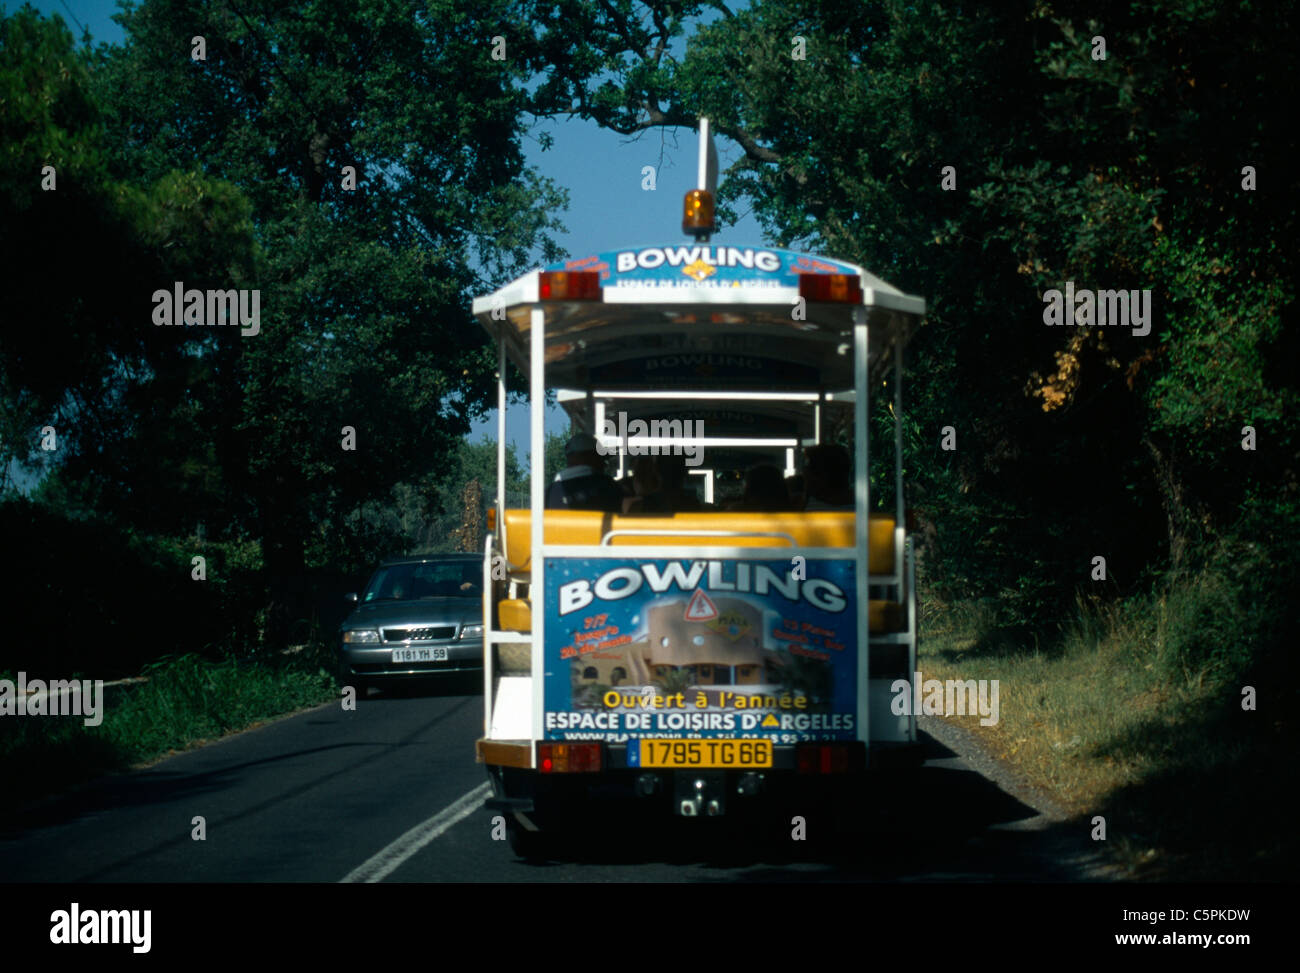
[459,624,484,640]
[342,629,380,644]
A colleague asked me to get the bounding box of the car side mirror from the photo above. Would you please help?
[345,592,358,604]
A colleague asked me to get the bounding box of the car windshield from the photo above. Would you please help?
[362,560,481,603]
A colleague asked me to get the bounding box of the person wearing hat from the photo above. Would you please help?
[545,432,624,512]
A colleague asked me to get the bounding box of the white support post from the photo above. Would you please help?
[489,337,507,740]
[895,340,912,743]
[894,344,904,528]
[497,338,507,521]
[483,533,494,738]
[529,307,546,754]
[854,317,870,757]
[906,535,918,743]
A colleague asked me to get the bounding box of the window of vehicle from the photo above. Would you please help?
[362,560,481,602]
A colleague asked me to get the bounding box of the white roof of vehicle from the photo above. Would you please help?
[472,242,925,393]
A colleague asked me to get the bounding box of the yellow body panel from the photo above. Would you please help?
[498,599,532,632]
[500,509,897,574]
[494,511,906,634]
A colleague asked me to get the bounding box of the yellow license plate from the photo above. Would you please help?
[638,739,773,768]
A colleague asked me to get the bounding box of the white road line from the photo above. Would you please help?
[339,781,493,883]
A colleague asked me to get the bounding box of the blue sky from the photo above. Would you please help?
[21,0,767,464]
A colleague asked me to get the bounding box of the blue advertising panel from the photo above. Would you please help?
[549,245,861,290]
[542,556,858,743]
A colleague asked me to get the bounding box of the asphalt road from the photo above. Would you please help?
[0,680,1117,882]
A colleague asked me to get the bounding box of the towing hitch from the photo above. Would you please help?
[675,772,725,817]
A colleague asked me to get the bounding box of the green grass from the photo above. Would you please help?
[919,582,1295,881]
[1,642,339,818]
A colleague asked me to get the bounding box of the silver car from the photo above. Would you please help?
[337,554,484,694]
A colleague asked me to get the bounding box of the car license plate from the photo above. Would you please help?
[635,739,772,768]
[391,646,448,663]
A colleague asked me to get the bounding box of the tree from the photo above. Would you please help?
[0,8,259,520]
[521,0,1299,629]
[80,0,569,640]
[425,435,529,553]
[543,429,568,487]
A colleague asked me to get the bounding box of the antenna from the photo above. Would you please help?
[683,118,719,241]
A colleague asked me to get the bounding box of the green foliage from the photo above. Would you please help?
[0,644,337,817]
[521,0,1297,670]
[83,0,568,600]
[0,11,191,485]
[423,435,528,552]
[307,428,560,564]
[1156,496,1300,683]
[2,2,574,645]
[125,648,336,751]
[334,429,569,560]
[1141,228,1294,472]
[0,496,267,677]
[0,8,102,209]
[543,430,568,487]
[1158,566,1247,681]
[6,0,1295,686]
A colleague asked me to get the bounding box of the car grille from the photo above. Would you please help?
[382,625,456,643]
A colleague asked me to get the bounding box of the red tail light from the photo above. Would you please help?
[798,273,863,304]
[795,742,863,774]
[538,271,601,301]
[537,742,603,773]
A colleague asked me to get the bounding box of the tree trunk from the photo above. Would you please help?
[262,494,307,649]
[1142,433,1200,576]
[459,478,484,553]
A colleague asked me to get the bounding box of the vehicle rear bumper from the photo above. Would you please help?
[481,743,909,820]
[339,640,483,680]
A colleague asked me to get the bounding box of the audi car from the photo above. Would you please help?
[337,553,484,694]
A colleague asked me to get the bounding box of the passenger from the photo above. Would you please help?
[802,444,855,510]
[728,463,790,511]
[622,454,668,514]
[660,453,702,512]
[545,433,623,512]
[622,453,702,514]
